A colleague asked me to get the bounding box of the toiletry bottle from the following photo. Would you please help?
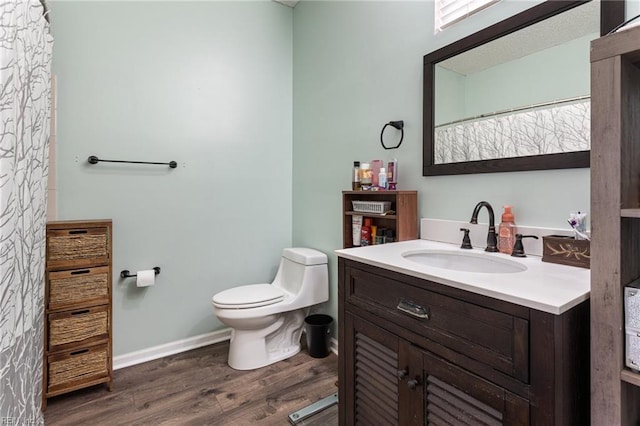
[352,161,361,190]
[498,206,517,255]
[361,218,372,246]
[387,159,397,190]
[378,167,387,190]
[371,160,383,187]
[371,225,377,245]
[360,163,372,188]
[385,228,395,243]
[352,215,363,246]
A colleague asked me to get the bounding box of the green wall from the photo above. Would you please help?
[51,0,640,354]
[52,1,293,355]
[292,0,594,330]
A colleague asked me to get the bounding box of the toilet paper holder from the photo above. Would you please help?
[120,267,161,279]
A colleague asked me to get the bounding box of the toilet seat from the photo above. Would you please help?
[212,284,284,309]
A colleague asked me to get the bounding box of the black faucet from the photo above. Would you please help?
[511,234,539,257]
[470,201,498,252]
[459,228,472,249]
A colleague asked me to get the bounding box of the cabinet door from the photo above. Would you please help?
[342,312,423,426]
[421,350,530,425]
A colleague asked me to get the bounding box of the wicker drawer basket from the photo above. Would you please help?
[48,306,109,351]
[47,266,109,310]
[47,227,109,269]
[47,344,109,393]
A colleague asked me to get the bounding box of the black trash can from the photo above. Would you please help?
[304,314,333,358]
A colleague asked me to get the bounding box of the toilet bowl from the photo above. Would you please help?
[212,248,329,370]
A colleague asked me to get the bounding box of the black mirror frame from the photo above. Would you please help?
[423,0,625,176]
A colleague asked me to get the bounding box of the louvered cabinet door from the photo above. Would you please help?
[342,313,423,426]
[421,350,530,425]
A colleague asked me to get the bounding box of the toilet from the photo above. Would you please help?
[211,247,329,370]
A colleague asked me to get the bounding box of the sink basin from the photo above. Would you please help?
[402,250,527,274]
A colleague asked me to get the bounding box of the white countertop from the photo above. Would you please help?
[335,239,590,315]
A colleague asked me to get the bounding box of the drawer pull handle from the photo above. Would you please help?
[68,230,88,234]
[70,270,90,275]
[70,349,89,356]
[397,299,430,320]
[71,310,90,316]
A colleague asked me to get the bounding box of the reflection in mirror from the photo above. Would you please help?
[435,2,596,164]
[423,0,625,175]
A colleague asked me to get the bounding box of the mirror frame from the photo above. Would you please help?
[423,0,625,176]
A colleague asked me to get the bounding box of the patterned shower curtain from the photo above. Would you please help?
[0,0,52,422]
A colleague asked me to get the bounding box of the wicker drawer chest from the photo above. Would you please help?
[42,219,113,409]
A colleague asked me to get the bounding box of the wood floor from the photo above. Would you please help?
[44,341,338,425]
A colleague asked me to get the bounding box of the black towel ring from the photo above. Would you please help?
[380,120,404,150]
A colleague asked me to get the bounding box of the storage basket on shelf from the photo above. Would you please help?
[47,345,109,390]
[352,200,392,214]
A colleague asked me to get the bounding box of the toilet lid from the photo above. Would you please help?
[212,284,284,309]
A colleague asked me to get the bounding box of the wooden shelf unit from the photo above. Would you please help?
[622,369,640,387]
[42,219,113,410]
[591,25,640,425]
[342,190,417,249]
[621,208,640,218]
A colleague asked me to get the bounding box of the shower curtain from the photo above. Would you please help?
[0,0,53,422]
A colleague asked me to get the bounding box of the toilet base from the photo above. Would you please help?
[227,309,308,370]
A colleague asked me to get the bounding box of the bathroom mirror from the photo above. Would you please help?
[423,0,624,176]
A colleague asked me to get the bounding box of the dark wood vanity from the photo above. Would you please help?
[338,258,589,425]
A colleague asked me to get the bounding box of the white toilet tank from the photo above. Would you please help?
[274,248,328,305]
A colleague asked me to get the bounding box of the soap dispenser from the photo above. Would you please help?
[498,206,517,255]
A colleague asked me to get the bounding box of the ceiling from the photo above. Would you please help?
[437,0,599,75]
[273,0,299,8]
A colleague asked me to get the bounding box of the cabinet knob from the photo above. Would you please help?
[407,379,419,390]
[397,369,408,380]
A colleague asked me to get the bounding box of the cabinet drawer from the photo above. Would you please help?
[47,267,109,311]
[47,344,109,395]
[346,267,529,382]
[48,305,109,352]
[47,227,109,270]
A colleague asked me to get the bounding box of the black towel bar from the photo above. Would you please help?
[88,155,177,168]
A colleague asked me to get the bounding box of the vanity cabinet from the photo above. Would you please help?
[591,25,640,424]
[42,220,113,410]
[338,258,590,425]
[342,190,417,249]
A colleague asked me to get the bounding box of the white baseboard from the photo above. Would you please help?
[113,329,339,370]
[330,337,338,356]
[113,328,232,370]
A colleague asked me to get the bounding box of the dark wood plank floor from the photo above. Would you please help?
[44,341,338,425]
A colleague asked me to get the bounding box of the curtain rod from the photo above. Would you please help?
[435,95,590,129]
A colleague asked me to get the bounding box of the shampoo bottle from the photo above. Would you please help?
[498,206,517,255]
[360,163,372,188]
[371,160,383,187]
[352,161,361,190]
[387,159,397,190]
[361,218,372,246]
[378,167,387,190]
